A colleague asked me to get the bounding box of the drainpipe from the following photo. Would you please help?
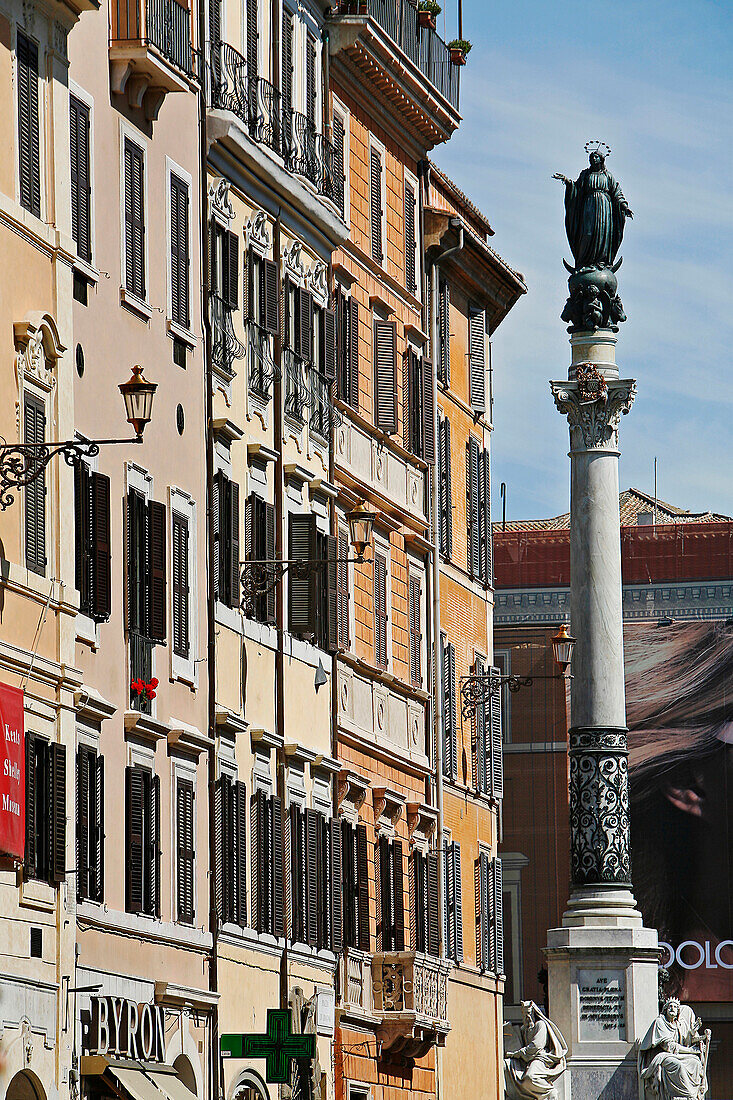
[198,14,220,1100]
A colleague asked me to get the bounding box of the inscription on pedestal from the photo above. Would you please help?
[578,969,626,1041]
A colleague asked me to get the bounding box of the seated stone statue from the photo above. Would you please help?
[505,1001,567,1100]
[638,998,710,1100]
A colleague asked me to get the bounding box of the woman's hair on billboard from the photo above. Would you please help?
[627,620,733,979]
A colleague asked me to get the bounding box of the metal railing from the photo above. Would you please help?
[309,368,338,439]
[130,631,154,715]
[284,350,308,424]
[331,0,459,110]
[248,322,280,400]
[210,292,245,379]
[113,0,193,74]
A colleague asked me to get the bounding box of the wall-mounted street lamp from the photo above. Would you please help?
[240,500,377,611]
[0,366,157,510]
[460,624,575,721]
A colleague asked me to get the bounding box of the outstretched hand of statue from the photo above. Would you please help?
[552,173,572,185]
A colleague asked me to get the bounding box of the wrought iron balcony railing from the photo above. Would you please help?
[248,322,280,400]
[331,0,459,110]
[112,0,193,74]
[309,368,339,440]
[210,293,245,380]
[284,350,308,425]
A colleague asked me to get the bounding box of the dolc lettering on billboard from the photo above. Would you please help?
[0,682,24,860]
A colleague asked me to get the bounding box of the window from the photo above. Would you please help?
[74,464,111,622]
[215,774,247,925]
[468,305,486,413]
[283,282,312,424]
[337,525,350,651]
[124,137,145,300]
[437,278,450,385]
[170,174,190,329]
[125,765,160,916]
[411,848,439,955]
[369,143,384,265]
[171,511,190,657]
[251,788,284,937]
[335,288,358,409]
[289,806,343,952]
[404,173,418,296]
[466,437,492,585]
[377,836,404,951]
[443,839,463,962]
[408,570,422,688]
[70,96,91,262]
[25,733,66,886]
[176,778,195,924]
[245,248,279,333]
[476,852,503,975]
[287,514,337,651]
[213,471,240,609]
[17,32,40,218]
[438,415,452,558]
[403,350,435,463]
[77,746,104,903]
[309,304,337,440]
[341,819,370,950]
[243,492,275,624]
[373,550,388,670]
[127,489,167,643]
[373,318,397,434]
[24,393,46,576]
[441,634,457,781]
[211,222,239,309]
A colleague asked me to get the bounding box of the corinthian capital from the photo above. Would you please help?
[550,374,636,450]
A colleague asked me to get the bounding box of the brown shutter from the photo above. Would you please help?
[263,257,279,333]
[177,778,195,924]
[51,744,66,884]
[91,472,111,622]
[225,229,239,310]
[392,840,404,951]
[76,747,90,900]
[409,573,421,687]
[305,32,317,125]
[490,665,503,799]
[246,0,258,81]
[170,175,190,328]
[147,499,167,642]
[493,857,504,975]
[149,773,161,917]
[297,288,313,362]
[70,95,91,262]
[427,849,439,956]
[124,139,145,299]
[373,320,397,434]
[323,307,337,384]
[271,795,284,937]
[348,296,359,410]
[442,639,457,780]
[250,789,263,931]
[228,480,240,609]
[75,461,91,613]
[24,394,46,576]
[469,306,486,412]
[264,502,276,625]
[172,512,189,657]
[333,112,345,217]
[374,552,387,669]
[17,33,40,218]
[305,807,319,946]
[404,180,416,294]
[370,146,383,264]
[330,817,343,954]
[126,767,145,913]
[466,437,480,578]
[356,822,370,950]
[421,356,436,464]
[325,534,338,653]
[213,777,225,921]
[453,843,463,962]
[337,527,349,650]
[438,279,450,385]
[94,754,104,902]
[281,7,293,116]
[24,732,36,876]
[288,513,317,636]
[212,471,223,602]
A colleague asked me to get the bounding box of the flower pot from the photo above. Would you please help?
[418,10,436,30]
[449,47,466,64]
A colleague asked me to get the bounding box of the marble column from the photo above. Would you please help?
[545,330,659,1100]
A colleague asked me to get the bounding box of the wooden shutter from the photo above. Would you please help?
[466,437,480,578]
[490,665,503,799]
[214,777,224,920]
[330,817,343,954]
[348,296,359,410]
[402,349,414,453]
[323,307,337,383]
[297,288,313,362]
[438,416,452,557]
[442,639,457,780]
[281,7,293,116]
[50,742,66,884]
[246,0,258,81]
[333,112,345,217]
[493,857,504,975]
[374,552,387,669]
[356,822,370,950]
[212,471,222,603]
[374,319,397,433]
[76,747,90,900]
[24,732,36,876]
[378,835,390,950]
[289,805,305,942]
[262,258,279,334]
[325,534,338,653]
[392,840,404,951]
[288,513,317,636]
[94,754,104,902]
[225,229,239,311]
[235,781,247,924]
[477,851,490,971]
[264,502,276,625]
[271,795,284,938]
[172,512,190,657]
[484,449,493,585]
[450,843,463,962]
[24,394,46,576]
[170,175,190,328]
[478,446,487,585]
[91,473,111,621]
[75,461,91,614]
[305,32,317,125]
[17,33,40,218]
[177,778,195,924]
[227,479,240,609]
[469,306,486,412]
[250,789,265,931]
[422,356,435,464]
[404,180,416,294]
[209,0,221,78]
[305,807,319,946]
[438,280,450,385]
[370,146,383,264]
[409,573,421,687]
[427,849,439,956]
[126,767,145,913]
[150,773,161,917]
[124,139,145,299]
[337,527,349,650]
[147,500,167,642]
[70,95,91,262]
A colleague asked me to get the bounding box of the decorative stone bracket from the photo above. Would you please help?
[373,786,405,833]
[337,769,370,820]
[550,370,635,451]
[407,802,438,847]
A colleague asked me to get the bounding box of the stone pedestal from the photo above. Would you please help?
[547,331,659,1100]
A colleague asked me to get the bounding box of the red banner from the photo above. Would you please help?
[0,682,24,859]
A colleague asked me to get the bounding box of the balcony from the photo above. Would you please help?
[248,322,280,401]
[211,292,245,384]
[111,0,193,119]
[371,951,451,1057]
[328,0,460,148]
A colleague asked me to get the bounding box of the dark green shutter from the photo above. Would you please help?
[170,175,189,328]
[392,840,404,951]
[271,795,284,937]
[148,500,167,642]
[422,356,435,464]
[281,7,293,117]
[325,534,338,653]
[370,146,383,264]
[177,778,195,924]
[124,139,145,299]
[427,849,439,956]
[225,229,239,311]
[76,747,90,900]
[348,296,359,410]
[228,480,240,609]
[75,462,91,614]
[288,513,317,636]
[263,258,279,334]
[337,527,349,650]
[323,307,337,384]
[24,732,36,876]
[24,394,46,576]
[374,552,387,669]
[305,32,317,125]
[17,33,40,218]
[330,817,343,954]
[70,95,91,262]
[333,112,345,217]
[438,279,450,385]
[404,181,416,294]
[172,512,189,657]
[126,767,145,913]
[493,857,504,975]
[235,781,247,924]
[356,822,370,951]
[305,807,319,946]
[149,772,161,917]
[91,472,111,621]
[264,502,276,625]
[94,754,104,902]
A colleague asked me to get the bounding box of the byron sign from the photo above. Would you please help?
[87,996,166,1062]
[0,682,24,860]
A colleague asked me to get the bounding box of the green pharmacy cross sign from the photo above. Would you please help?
[220,1010,315,1084]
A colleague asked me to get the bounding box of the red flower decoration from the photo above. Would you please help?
[149,678,159,689]
[148,690,157,700]
[131,679,144,696]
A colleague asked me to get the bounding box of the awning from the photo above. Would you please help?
[147,1072,198,1100]
[108,1066,197,1100]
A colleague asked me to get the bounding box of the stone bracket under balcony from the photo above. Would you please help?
[110,0,193,120]
[372,951,451,1060]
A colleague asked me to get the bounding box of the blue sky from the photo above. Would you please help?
[432,0,733,521]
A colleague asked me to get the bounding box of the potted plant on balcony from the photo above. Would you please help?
[131,676,158,706]
[417,1,441,31]
[447,38,471,64]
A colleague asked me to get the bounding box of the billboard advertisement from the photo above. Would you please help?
[0,681,24,860]
[627,620,733,1002]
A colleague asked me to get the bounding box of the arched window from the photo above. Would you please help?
[6,1070,46,1100]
